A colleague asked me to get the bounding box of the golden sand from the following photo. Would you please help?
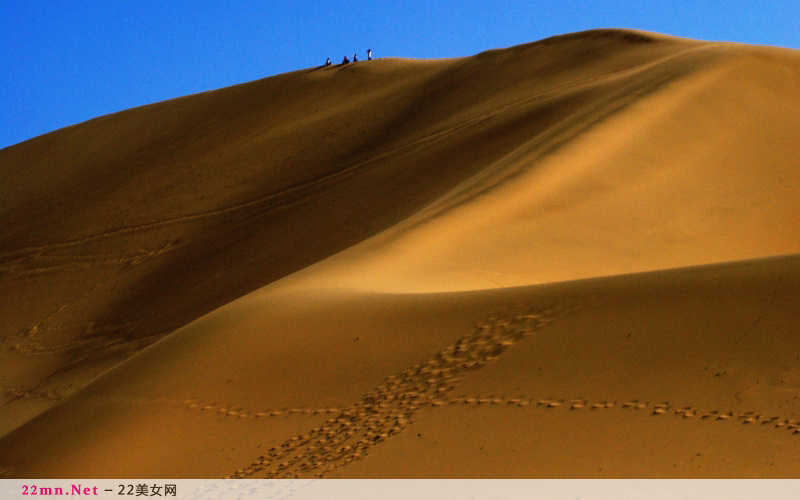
[1,29,798,478]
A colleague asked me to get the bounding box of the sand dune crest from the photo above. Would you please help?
[1,29,798,478]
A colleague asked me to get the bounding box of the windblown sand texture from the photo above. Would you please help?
[1,29,798,478]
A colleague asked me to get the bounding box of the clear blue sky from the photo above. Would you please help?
[2,1,798,149]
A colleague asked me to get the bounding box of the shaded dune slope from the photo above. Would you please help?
[1,29,798,477]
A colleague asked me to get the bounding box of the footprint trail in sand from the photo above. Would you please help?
[207,298,798,479]
[226,302,583,478]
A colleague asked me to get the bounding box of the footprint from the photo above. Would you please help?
[228,301,583,478]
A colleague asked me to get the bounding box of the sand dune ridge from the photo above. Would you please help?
[1,29,798,478]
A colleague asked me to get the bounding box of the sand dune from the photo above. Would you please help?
[1,29,798,478]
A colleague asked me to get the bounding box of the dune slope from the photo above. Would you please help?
[1,29,798,478]
[0,255,797,478]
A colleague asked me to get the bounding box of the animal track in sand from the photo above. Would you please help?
[0,241,178,278]
[209,298,795,478]
[447,394,799,433]
[76,290,787,480]
[3,304,171,358]
[219,301,584,479]
[0,384,61,402]
[4,318,164,357]
[180,393,800,438]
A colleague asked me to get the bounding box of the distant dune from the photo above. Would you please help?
[1,29,798,478]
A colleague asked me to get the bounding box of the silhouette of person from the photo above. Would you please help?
[325,58,331,66]
[342,55,349,64]
[353,53,358,62]
[367,49,372,60]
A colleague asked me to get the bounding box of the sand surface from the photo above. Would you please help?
[1,29,798,478]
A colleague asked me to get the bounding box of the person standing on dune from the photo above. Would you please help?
[367,49,372,60]
[353,53,358,62]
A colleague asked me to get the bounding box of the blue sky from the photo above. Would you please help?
[2,1,798,149]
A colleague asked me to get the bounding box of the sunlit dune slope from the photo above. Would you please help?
[1,29,798,478]
[1,256,797,478]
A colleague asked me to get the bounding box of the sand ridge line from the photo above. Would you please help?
[0,45,715,265]
[225,301,584,479]
[0,108,491,261]
[380,45,722,236]
[0,88,547,262]
[444,394,800,435]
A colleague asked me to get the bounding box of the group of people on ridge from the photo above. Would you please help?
[325,49,372,67]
